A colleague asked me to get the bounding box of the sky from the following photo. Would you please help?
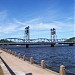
[0,0,74,39]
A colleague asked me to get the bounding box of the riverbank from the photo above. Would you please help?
[0,49,60,75]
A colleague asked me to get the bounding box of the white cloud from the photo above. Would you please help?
[0,16,74,39]
[25,18,41,24]
[14,18,74,32]
[14,19,26,25]
[30,22,61,30]
[0,23,18,34]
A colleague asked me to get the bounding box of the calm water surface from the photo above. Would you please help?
[0,45,75,75]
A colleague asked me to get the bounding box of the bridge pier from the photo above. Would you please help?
[51,43,55,47]
[69,43,73,46]
[26,44,29,48]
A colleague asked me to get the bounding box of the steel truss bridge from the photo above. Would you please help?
[0,41,75,48]
[5,38,66,43]
[0,38,74,48]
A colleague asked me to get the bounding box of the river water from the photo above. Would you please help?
[0,45,75,75]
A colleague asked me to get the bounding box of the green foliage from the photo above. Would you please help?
[65,37,75,42]
[0,39,13,43]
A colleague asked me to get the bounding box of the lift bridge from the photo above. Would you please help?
[5,27,66,43]
[5,38,66,43]
[1,26,75,48]
[1,37,75,48]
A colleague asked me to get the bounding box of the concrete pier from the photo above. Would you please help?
[51,43,55,47]
[69,43,73,46]
[41,60,45,69]
[23,55,26,61]
[26,44,29,48]
[60,65,66,75]
[30,57,34,64]
[0,49,59,75]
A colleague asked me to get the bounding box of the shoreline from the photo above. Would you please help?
[0,48,60,75]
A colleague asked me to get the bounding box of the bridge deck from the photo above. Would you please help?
[0,42,75,45]
[0,50,59,75]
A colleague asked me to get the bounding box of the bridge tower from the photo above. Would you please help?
[51,28,56,42]
[24,26,30,42]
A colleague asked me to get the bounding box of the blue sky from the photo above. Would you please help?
[0,0,74,39]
